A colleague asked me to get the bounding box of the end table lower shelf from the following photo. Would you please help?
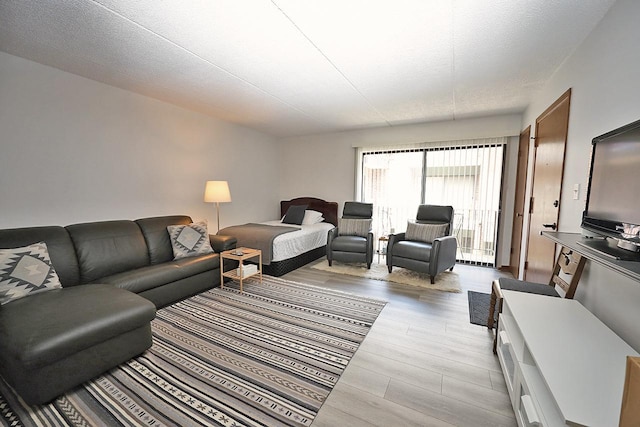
[220,247,262,292]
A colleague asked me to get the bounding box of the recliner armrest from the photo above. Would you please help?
[388,232,406,246]
[386,232,406,268]
[433,235,456,244]
[327,227,338,244]
[431,235,457,256]
[430,235,458,276]
[210,234,237,252]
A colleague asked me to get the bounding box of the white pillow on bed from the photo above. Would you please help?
[302,210,324,225]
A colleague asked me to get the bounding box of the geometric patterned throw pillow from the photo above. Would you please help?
[0,242,63,305]
[167,220,214,260]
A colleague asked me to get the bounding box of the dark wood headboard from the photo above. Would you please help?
[280,197,338,227]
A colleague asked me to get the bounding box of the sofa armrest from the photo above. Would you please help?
[210,234,237,252]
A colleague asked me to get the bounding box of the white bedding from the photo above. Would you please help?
[260,220,335,262]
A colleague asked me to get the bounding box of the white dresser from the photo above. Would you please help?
[496,290,639,426]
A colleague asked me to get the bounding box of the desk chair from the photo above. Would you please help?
[488,246,586,352]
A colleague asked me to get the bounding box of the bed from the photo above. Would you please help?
[217,197,338,276]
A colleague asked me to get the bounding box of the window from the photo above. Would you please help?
[359,140,505,266]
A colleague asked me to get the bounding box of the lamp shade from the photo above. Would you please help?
[204,181,231,203]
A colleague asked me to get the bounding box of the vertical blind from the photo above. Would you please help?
[358,138,506,266]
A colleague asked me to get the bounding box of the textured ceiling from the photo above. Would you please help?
[0,0,616,137]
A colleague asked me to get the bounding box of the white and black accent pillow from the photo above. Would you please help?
[301,210,324,225]
[0,242,63,305]
[405,222,448,243]
[338,218,372,237]
[282,204,308,225]
[167,221,214,260]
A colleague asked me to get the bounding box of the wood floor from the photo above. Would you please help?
[282,262,516,427]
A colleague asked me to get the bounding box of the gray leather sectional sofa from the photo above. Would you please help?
[0,215,236,404]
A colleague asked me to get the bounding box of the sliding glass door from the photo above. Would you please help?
[360,142,505,266]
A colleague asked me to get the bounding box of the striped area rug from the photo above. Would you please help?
[0,276,385,427]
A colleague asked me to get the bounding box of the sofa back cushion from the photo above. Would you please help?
[342,201,373,219]
[66,221,149,284]
[415,205,454,235]
[0,226,81,287]
[135,215,193,264]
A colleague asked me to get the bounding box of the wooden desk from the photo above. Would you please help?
[542,231,640,282]
[497,290,639,426]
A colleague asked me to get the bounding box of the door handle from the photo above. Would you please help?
[542,223,557,230]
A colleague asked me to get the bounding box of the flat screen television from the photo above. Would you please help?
[580,118,640,261]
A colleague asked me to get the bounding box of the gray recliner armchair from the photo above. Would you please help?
[326,202,374,269]
[387,205,457,284]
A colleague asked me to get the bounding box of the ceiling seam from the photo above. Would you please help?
[88,0,331,127]
[270,0,392,128]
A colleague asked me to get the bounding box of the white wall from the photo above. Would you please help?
[0,52,281,230]
[278,115,522,267]
[522,0,640,350]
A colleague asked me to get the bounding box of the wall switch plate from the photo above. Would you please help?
[573,183,580,200]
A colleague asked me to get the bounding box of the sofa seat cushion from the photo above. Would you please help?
[393,240,433,260]
[0,284,155,370]
[331,235,368,253]
[497,277,561,297]
[98,253,219,294]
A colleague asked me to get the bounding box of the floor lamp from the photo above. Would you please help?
[204,181,231,232]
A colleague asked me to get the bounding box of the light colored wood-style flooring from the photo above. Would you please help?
[283,262,516,427]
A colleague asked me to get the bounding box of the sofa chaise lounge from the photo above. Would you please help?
[0,215,236,404]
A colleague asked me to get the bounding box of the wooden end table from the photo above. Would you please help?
[377,235,389,264]
[220,247,262,293]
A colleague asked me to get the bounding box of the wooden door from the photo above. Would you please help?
[525,89,571,282]
[509,126,530,278]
